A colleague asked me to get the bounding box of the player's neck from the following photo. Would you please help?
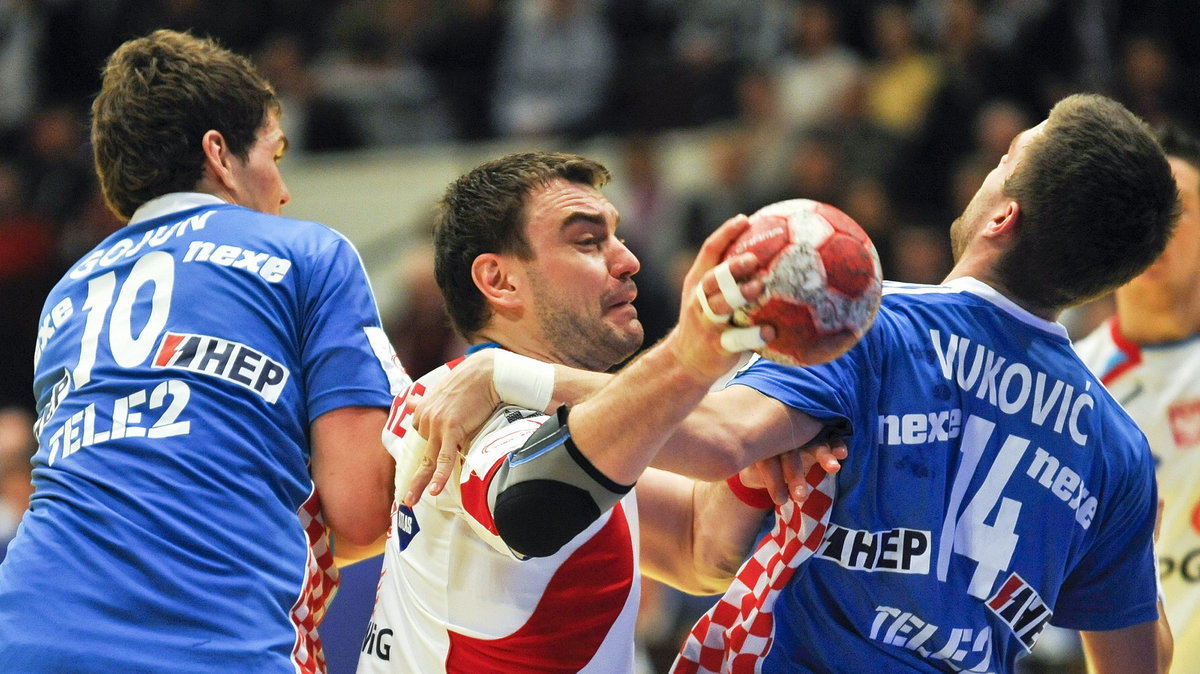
[1114,288,1200,344]
[473,327,563,369]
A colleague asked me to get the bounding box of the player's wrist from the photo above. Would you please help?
[726,473,774,510]
[493,349,555,413]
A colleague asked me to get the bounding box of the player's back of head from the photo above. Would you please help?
[997,93,1178,310]
[91,29,279,221]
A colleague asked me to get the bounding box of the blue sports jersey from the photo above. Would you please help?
[0,193,404,673]
[687,278,1159,673]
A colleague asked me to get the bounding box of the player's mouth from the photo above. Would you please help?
[605,284,638,313]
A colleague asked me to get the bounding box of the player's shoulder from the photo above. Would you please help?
[215,206,350,248]
[471,406,546,457]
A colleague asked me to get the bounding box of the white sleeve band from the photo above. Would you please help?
[721,326,767,353]
[714,260,749,310]
[493,349,556,412]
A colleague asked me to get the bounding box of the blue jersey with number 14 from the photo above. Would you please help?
[0,193,403,673]
[732,278,1158,673]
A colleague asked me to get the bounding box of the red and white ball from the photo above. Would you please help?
[724,199,882,366]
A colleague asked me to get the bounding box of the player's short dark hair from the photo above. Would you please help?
[434,152,610,339]
[1158,124,1200,177]
[995,94,1179,310]
[91,29,279,221]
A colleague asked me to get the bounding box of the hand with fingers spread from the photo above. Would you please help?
[399,351,500,505]
[666,214,775,382]
[739,431,848,506]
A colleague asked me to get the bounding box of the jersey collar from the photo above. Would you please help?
[945,277,1069,340]
[128,192,227,225]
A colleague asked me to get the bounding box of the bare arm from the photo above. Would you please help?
[310,406,393,546]
[655,384,825,483]
[1079,617,1170,674]
[637,468,769,595]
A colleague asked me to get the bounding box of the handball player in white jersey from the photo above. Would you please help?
[406,94,1178,673]
[357,152,839,673]
[1075,123,1200,669]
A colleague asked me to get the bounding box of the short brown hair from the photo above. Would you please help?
[997,93,1179,309]
[434,152,611,339]
[91,29,279,220]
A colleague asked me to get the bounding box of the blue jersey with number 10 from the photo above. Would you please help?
[0,194,403,673]
[732,278,1158,673]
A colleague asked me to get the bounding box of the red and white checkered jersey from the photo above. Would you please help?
[673,466,836,673]
[359,361,641,673]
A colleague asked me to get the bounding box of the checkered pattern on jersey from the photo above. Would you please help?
[290,488,341,674]
[673,465,836,674]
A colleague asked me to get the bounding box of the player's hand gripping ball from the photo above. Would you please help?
[724,199,882,366]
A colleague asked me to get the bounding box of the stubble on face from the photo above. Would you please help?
[527,268,643,372]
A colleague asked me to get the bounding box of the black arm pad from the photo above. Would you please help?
[490,405,632,558]
[494,480,601,558]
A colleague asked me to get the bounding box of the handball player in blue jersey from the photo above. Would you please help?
[407,93,1178,673]
[0,30,406,673]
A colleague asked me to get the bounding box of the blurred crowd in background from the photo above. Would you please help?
[2,0,1199,667]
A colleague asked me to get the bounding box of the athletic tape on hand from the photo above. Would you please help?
[713,260,750,311]
[695,282,731,324]
[721,326,767,353]
[493,349,555,412]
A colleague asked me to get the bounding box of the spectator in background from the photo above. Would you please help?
[769,1,863,136]
[680,130,761,266]
[0,407,35,563]
[0,0,41,153]
[385,231,467,381]
[415,0,504,141]
[766,131,847,211]
[841,176,899,277]
[312,0,451,146]
[606,134,687,350]
[1112,33,1200,133]
[19,105,93,229]
[732,67,796,197]
[0,162,58,410]
[812,71,902,184]
[864,1,942,139]
[492,0,614,139]
[255,32,365,152]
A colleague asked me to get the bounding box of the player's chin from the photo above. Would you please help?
[608,316,644,352]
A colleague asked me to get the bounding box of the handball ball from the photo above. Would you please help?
[725,199,882,366]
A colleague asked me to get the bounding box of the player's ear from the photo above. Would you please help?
[200,129,237,191]
[472,253,523,311]
[985,201,1020,240]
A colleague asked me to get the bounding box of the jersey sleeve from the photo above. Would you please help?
[1050,439,1160,630]
[453,411,546,558]
[729,321,887,438]
[299,233,407,421]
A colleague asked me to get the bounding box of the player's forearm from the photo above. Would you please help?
[546,362,612,410]
[569,333,717,485]
[652,385,825,481]
[639,471,767,596]
[687,478,769,591]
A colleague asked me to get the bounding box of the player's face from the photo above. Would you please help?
[1124,156,1200,300]
[229,110,291,216]
[950,121,1046,261]
[519,178,643,371]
